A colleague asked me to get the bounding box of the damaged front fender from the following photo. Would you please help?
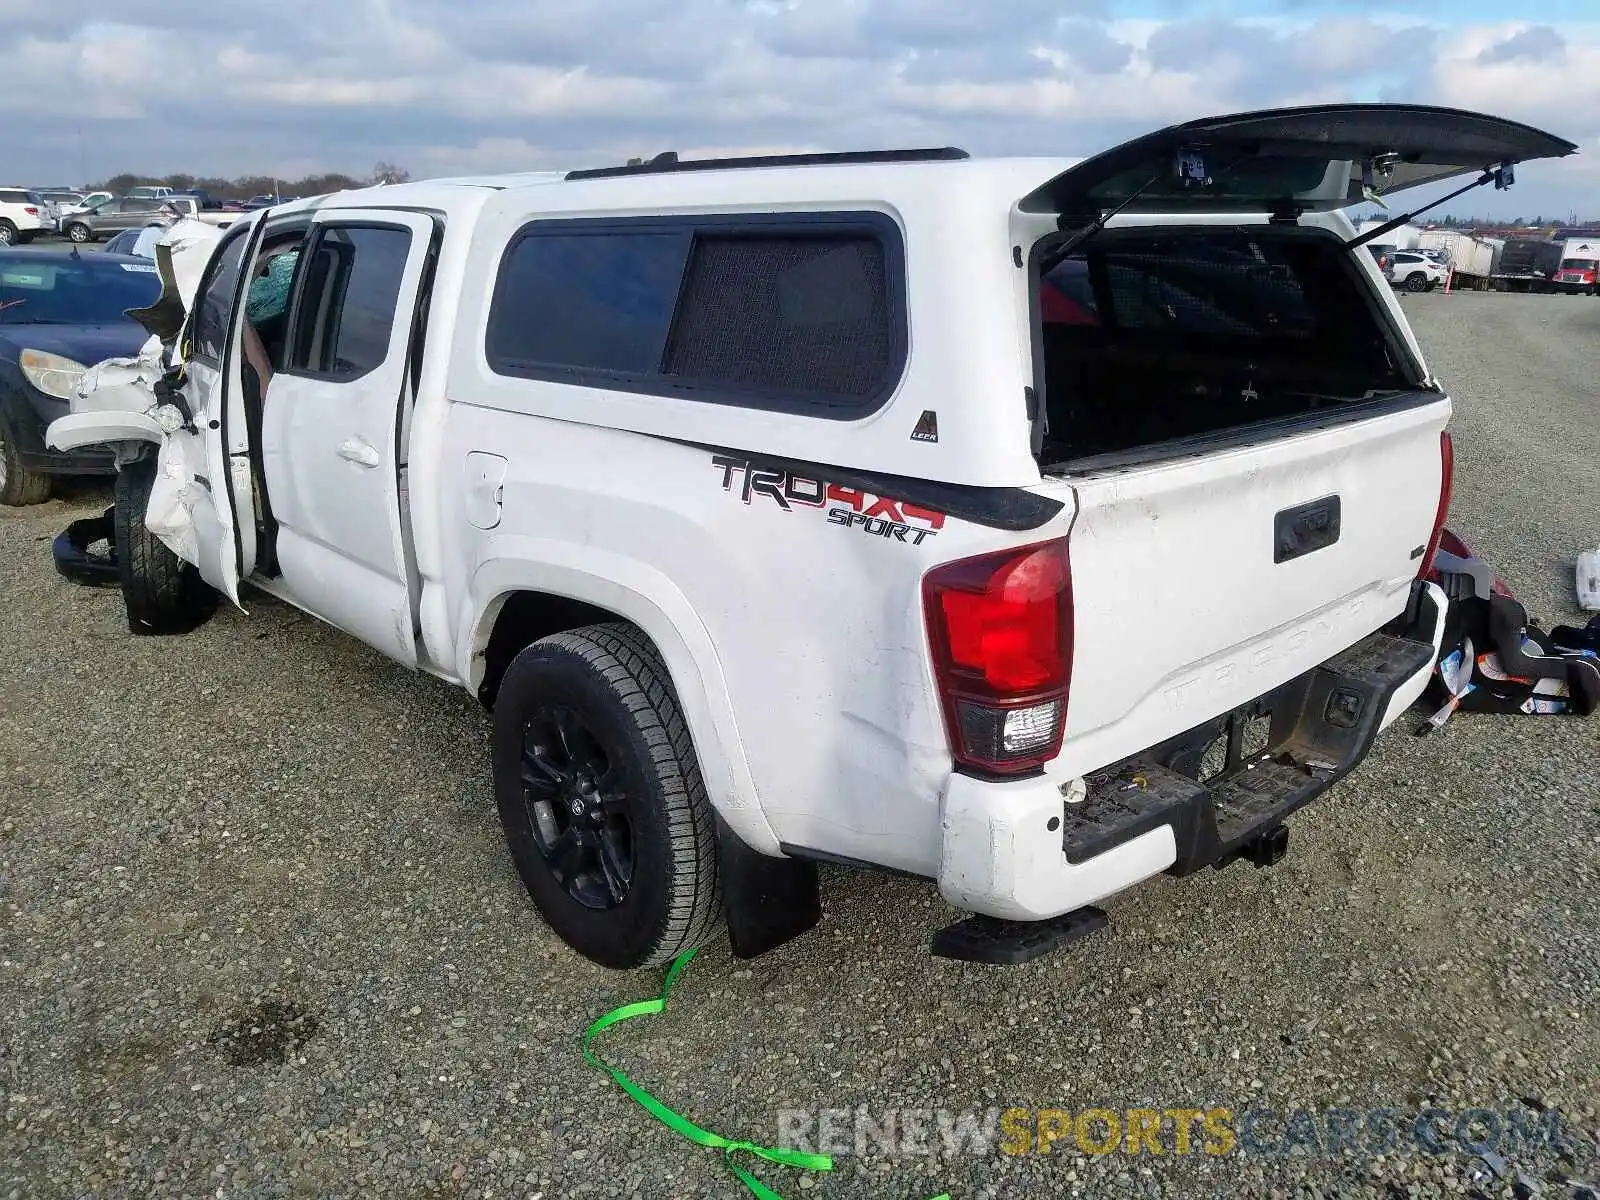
[45,218,226,456]
[44,218,232,566]
[126,217,226,348]
[44,217,225,446]
[44,352,176,465]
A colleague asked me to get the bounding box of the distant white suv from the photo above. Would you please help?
[0,188,49,245]
[1388,250,1449,292]
[49,104,1574,970]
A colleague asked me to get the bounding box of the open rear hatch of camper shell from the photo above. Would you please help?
[1019,103,1577,222]
[1004,104,1581,806]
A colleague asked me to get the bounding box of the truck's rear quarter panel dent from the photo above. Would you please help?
[401,190,496,675]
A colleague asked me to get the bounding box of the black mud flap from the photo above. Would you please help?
[52,507,120,588]
[715,815,821,959]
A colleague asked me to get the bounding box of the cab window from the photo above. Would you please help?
[285,225,411,381]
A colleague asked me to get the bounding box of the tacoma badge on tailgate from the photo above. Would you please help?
[1274,495,1342,563]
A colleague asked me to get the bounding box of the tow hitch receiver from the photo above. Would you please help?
[1242,823,1290,869]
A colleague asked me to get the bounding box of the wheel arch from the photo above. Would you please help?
[463,547,780,854]
[475,590,619,707]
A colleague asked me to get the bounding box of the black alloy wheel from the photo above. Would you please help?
[492,623,722,969]
[521,704,635,909]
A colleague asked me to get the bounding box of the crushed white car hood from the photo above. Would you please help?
[141,218,225,332]
[72,353,168,414]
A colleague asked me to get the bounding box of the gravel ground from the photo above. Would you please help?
[2,292,1597,1200]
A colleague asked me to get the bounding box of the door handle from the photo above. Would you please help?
[337,437,380,468]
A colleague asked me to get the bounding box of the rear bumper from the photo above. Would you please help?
[937,580,1447,920]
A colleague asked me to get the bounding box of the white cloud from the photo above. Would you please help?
[0,3,1593,217]
[1431,23,1600,121]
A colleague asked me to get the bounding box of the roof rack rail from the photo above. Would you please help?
[565,146,970,181]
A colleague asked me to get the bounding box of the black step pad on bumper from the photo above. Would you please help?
[932,907,1109,965]
[1062,630,1435,876]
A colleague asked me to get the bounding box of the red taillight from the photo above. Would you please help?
[923,538,1073,774]
[1417,430,1454,580]
[23,206,38,216]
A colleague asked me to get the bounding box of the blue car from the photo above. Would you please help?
[0,249,162,504]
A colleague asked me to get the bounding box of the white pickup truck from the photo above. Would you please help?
[46,104,1574,970]
[160,196,239,228]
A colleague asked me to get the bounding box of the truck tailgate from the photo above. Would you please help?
[1047,396,1449,779]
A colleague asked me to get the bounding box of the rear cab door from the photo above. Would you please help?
[1013,105,1575,772]
[254,207,439,665]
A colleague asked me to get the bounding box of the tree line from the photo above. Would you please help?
[1431,214,1595,229]
[85,161,411,201]
[1352,209,1596,230]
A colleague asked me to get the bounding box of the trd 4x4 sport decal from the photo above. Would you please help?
[712,455,946,545]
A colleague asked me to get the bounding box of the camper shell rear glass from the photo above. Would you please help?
[1030,224,1432,472]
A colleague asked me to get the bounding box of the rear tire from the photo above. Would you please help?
[0,416,53,506]
[113,456,216,635]
[492,623,722,969]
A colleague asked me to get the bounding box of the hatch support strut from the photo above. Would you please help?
[1347,163,1514,250]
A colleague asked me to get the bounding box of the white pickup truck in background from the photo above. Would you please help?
[44,103,1576,971]
[160,195,239,228]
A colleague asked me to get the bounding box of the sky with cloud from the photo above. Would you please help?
[5,0,1598,219]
